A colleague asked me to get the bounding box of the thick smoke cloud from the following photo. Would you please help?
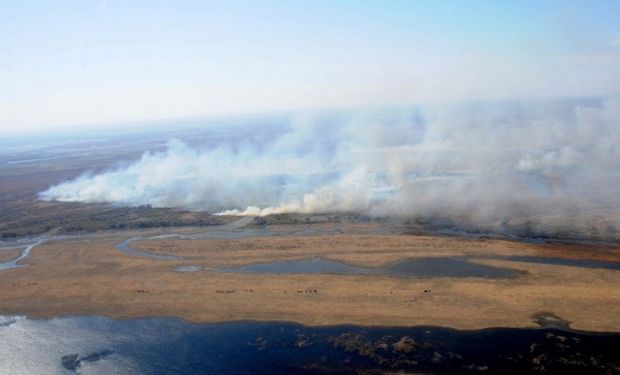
[40,98,620,238]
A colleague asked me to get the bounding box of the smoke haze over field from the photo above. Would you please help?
[40,98,620,238]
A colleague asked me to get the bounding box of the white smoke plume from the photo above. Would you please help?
[40,98,620,238]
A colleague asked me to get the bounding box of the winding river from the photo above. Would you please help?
[3,218,620,278]
[0,240,46,271]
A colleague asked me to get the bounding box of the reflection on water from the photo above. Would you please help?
[173,265,202,272]
[1,315,619,375]
[219,257,524,279]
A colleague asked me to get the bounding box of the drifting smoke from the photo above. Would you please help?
[40,98,620,238]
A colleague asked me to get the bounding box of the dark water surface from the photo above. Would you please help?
[1,315,619,375]
[496,255,620,270]
[219,257,524,279]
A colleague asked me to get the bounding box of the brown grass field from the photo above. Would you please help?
[0,249,21,262]
[1,223,619,332]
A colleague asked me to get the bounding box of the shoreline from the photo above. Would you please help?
[3,313,620,335]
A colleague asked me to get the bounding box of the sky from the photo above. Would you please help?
[1,0,619,136]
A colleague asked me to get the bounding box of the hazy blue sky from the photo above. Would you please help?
[1,0,619,135]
